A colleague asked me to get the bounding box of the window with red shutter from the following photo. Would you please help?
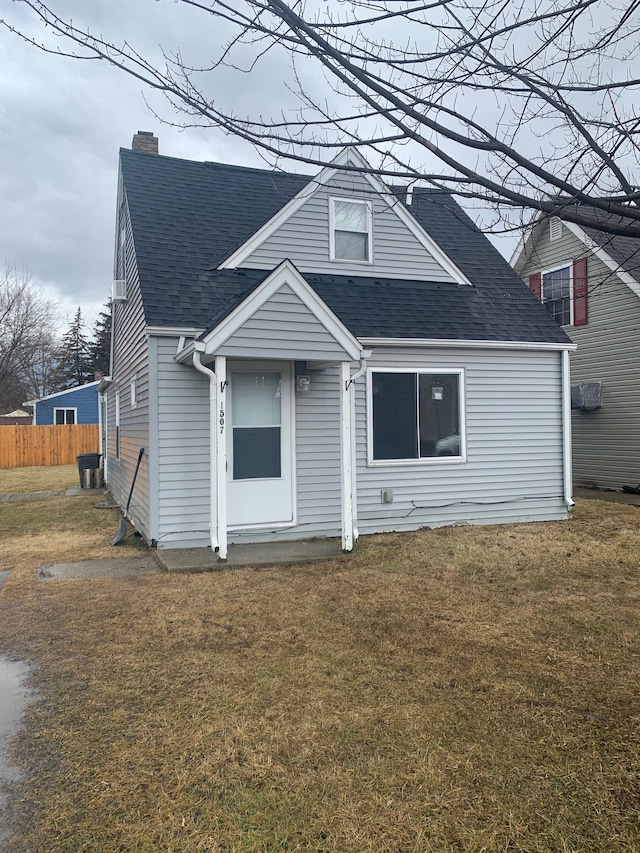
[533,260,588,327]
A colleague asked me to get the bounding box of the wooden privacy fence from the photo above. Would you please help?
[0,424,101,468]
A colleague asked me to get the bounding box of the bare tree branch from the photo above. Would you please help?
[3,0,640,235]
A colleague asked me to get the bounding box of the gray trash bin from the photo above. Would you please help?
[77,453,102,487]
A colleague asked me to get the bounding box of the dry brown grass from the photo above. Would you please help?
[0,487,639,852]
[0,464,79,494]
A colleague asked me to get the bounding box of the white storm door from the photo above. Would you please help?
[227,363,294,527]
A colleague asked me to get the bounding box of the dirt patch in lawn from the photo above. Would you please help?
[0,496,639,852]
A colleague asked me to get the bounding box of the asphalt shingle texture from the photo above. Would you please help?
[120,148,570,344]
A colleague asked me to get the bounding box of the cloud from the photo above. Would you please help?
[0,0,283,331]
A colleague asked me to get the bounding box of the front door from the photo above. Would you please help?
[227,362,294,527]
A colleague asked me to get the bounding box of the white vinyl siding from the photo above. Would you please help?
[355,347,566,533]
[105,187,152,541]
[515,220,640,489]
[155,341,566,548]
[240,170,457,282]
[156,338,212,548]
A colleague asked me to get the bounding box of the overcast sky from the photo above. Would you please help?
[0,1,517,338]
[0,1,295,335]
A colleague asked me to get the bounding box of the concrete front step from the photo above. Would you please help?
[155,539,345,572]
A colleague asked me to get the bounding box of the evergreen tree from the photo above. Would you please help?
[89,302,112,377]
[53,307,93,389]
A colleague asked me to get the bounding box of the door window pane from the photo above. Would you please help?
[232,372,281,426]
[231,371,282,480]
[233,427,281,480]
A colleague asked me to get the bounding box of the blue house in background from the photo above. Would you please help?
[25,381,100,426]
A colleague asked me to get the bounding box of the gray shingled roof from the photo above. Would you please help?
[120,148,570,344]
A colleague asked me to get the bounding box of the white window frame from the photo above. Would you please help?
[542,263,573,326]
[329,197,373,264]
[130,376,137,409]
[53,407,77,425]
[366,367,466,467]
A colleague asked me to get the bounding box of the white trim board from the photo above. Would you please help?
[218,147,472,286]
[145,326,206,337]
[360,337,576,351]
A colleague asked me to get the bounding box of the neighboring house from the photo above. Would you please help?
[24,381,100,426]
[101,131,575,556]
[512,211,640,490]
[0,409,32,426]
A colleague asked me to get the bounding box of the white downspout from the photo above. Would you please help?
[340,361,354,552]
[98,394,106,483]
[561,349,574,509]
[347,351,371,542]
[193,348,220,554]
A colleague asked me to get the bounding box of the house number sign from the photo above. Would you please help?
[219,379,227,433]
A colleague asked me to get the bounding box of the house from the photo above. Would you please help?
[0,409,32,426]
[100,131,575,557]
[24,381,100,426]
[512,211,640,490]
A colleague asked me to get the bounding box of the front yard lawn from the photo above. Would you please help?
[0,486,638,852]
[0,464,79,494]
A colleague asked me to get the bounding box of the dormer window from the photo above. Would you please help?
[330,198,372,262]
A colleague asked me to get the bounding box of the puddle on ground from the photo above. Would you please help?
[0,657,31,850]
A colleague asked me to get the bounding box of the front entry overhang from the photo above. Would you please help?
[175,260,368,559]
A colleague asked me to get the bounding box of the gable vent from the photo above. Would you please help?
[112,279,127,303]
[549,217,562,241]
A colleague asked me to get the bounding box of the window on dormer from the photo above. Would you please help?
[330,198,372,262]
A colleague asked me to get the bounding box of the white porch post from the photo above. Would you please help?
[215,355,228,560]
[340,361,354,551]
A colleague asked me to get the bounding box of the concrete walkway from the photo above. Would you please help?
[0,488,107,502]
[156,539,345,572]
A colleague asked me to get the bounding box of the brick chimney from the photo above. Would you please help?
[131,131,159,154]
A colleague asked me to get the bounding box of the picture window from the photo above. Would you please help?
[369,370,464,463]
